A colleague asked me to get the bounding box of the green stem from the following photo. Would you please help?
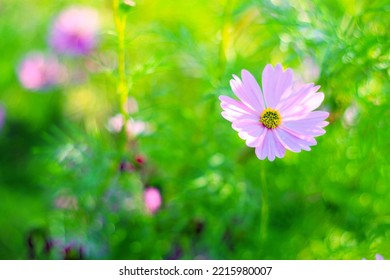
[260,162,269,244]
[218,0,233,79]
[113,2,129,120]
[113,0,129,151]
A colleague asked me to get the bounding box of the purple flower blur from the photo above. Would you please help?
[362,254,385,260]
[375,254,384,260]
[18,52,64,91]
[49,6,99,56]
[144,187,162,214]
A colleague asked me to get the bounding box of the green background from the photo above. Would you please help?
[0,0,389,259]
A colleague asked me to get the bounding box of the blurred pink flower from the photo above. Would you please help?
[54,195,78,210]
[126,97,139,114]
[107,114,124,133]
[123,0,136,7]
[219,64,329,161]
[49,6,99,56]
[135,154,146,165]
[376,254,384,260]
[125,119,148,138]
[18,52,65,91]
[363,254,385,260]
[144,187,162,214]
[107,114,150,139]
[0,105,5,130]
[343,103,359,127]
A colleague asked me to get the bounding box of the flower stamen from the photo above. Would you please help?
[260,108,281,129]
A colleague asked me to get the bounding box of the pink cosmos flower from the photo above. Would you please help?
[18,52,65,91]
[144,187,162,214]
[219,64,329,161]
[49,6,99,56]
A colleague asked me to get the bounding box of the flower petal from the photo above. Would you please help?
[279,125,319,151]
[219,95,258,122]
[230,75,262,113]
[241,70,265,112]
[303,92,325,112]
[245,124,266,147]
[232,119,261,133]
[255,130,270,160]
[262,64,293,108]
[279,86,325,118]
[270,129,286,159]
[277,83,319,113]
[283,110,329,123]
[254,130,285,161]
[274,127,303,152]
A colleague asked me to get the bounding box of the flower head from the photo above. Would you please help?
[144,187,162,214]
[219,64,329,161]
[18,52,65,91]
[49,6,99,56]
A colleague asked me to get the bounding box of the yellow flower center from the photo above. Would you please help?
[260,108,281,129]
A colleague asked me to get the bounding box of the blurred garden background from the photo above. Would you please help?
[0,0,389,259]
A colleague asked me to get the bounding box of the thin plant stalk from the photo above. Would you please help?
[218,0,233,80]
[260,163,269,244]
[113,0,129,118]
[113,0,129,151]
